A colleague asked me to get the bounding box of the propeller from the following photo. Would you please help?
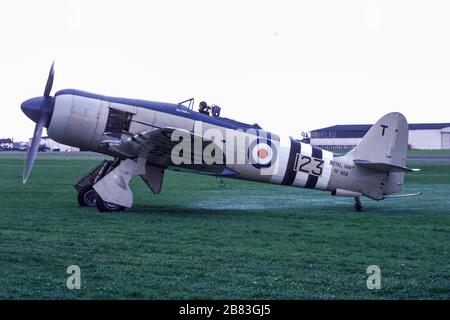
[44,61,55,97]
[22,62,56,184]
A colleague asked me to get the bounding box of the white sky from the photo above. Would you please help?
[1,0,450,141]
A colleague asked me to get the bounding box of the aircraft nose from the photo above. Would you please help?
[21,97,43,123]
[21,96,55,126]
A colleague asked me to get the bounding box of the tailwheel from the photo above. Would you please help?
[95,194,126,213]
[354,197,363,212]
[77,186,98,207]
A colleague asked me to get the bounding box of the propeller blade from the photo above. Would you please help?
[23,116,46,184]
[43,61,55,97]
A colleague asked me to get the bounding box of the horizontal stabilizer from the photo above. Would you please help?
[383,192,422,199]
[354,159,420,173]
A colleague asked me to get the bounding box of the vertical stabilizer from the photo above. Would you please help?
[347,112,408,167]
[346,112,409,196]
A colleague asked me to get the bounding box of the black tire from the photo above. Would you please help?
[77,186,98,207]
[95,194,126,213]
[355,201,363,212]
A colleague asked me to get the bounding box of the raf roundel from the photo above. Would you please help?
[252,143,273,165]
[248,137,277,169]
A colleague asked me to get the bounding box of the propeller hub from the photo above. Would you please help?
[21,96,55,127]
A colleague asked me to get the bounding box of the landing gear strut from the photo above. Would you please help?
[354,197,363,212]
[75,157,144,212]
[74,158,121,209]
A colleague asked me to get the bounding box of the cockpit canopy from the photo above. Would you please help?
[177,98,262,130]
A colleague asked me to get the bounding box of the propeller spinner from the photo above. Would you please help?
[21,62,56,183]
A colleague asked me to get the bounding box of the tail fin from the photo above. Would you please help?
[346,112,410,196]
[347,112,408,167]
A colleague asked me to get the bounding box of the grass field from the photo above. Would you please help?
[0,153,449,299]
[407,149,450,157]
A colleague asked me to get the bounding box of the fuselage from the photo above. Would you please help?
[42,89,388,200]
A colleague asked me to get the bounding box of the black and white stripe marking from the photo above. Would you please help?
[281,139,301,185]
[304,147,322,189]
[279,140,331,190]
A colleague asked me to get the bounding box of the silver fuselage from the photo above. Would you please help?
[47,89,395,200]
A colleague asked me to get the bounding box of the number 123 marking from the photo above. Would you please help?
[293,154,324,176]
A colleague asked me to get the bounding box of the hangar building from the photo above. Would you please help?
[310,123,450,151]
[27,136,80,152]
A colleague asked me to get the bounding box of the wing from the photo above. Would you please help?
[102,128,179,167]
[101,128,238,176]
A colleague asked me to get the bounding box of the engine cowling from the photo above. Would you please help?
[47,94,108,150]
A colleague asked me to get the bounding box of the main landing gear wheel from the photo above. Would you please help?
[77,186,98,207]
[95,194,126,213]
[74,158,121,209]
[354,197,363,212]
